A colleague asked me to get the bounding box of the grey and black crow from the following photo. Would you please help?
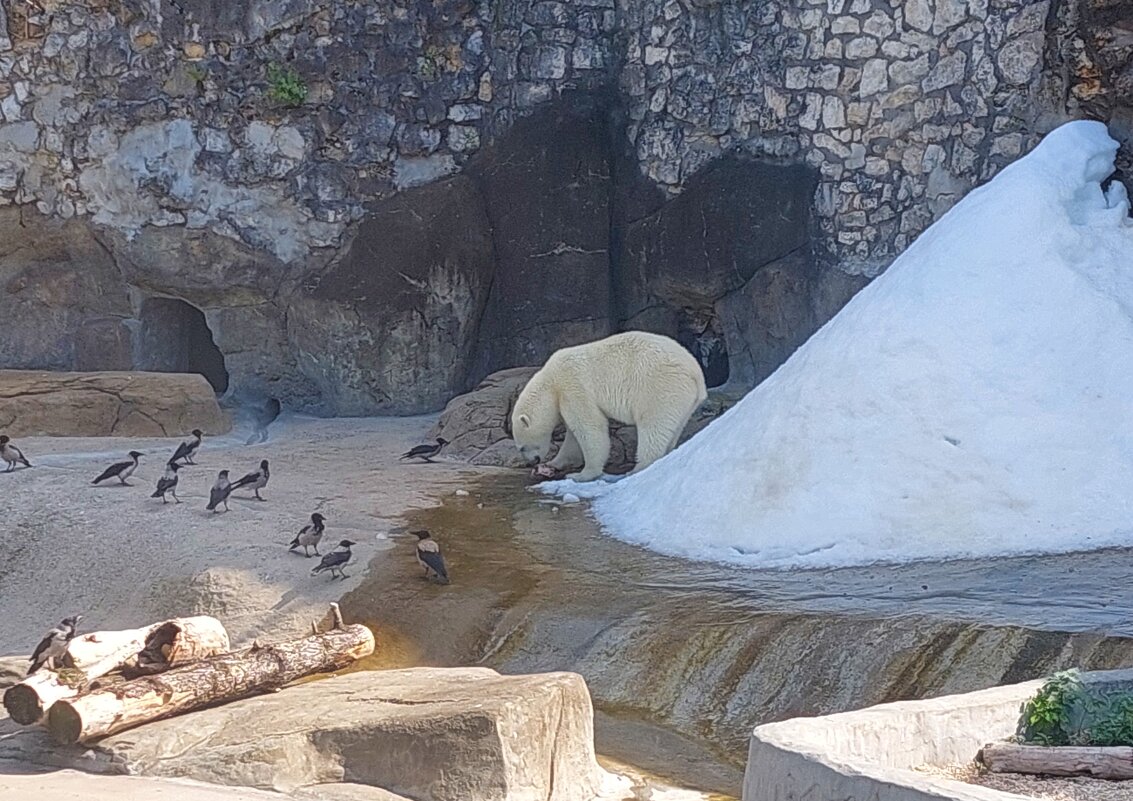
[28,615,82,675]
[151,462,181,503]
[170,429,204,466]
[0,435,32,472]
[231,459,270,500]
[311,539,356,579]
[289,513,326,557]
[206,470,232,513]
[93,451,143,485]
[414,530,449,584]
[400,438,448,463]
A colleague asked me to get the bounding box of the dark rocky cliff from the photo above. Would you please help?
[0,0,1128,414]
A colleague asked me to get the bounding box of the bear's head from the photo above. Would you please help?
[511,373,558,465]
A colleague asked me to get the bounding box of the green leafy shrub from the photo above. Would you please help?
[1019,670,1133,747]
[267,63,308,107]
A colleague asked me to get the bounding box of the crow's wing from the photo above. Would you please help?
[28,631,58,667]
[207,483,231,509]
[170,440,192,462]
[401,444,430,458]
[314,550,349,572]
[417,546,448,580]
[290,522,311,548]
[93,460,130,484]
[230,470,260,489]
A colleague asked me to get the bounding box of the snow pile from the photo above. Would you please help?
[554,121,1133,569]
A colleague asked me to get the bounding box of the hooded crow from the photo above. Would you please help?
[231,459,270,500]
[289,513,326,557]
[311,539,356,579]
[400,438,448,463]
[151,462,181,503]
[28,615,82,675]
[206,470,232,513]
[414,530,449,584]
[93,451,143,485]
[170,429,204,466]
[0,435,32,472]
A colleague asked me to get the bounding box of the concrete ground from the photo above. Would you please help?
[0,414,474,653]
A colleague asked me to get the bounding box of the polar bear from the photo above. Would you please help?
[511,331,708,482]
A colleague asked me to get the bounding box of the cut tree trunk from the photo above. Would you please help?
[979,742,1133,779]
[47,623,375,745]
[3,616,228,726]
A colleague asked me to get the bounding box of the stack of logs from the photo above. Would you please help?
[3,605,375,745]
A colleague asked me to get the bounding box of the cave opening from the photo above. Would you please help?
[136,297,229,394]
[675,311,730,390]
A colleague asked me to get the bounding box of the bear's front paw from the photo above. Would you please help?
[565,470,603,483]
[531,464,561,481]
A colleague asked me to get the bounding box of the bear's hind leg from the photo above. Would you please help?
[561,404,610,482]
[632,417,681,473]
[548,429,584,471]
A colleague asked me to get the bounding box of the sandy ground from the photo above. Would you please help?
[0,413,475,654]
[0,768,411,800]
[925,763,1133,801]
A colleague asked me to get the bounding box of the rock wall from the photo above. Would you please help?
[0,0,1128,414]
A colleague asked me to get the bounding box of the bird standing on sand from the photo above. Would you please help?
[92,451,143,485]
[170,429,204,466]
[28,615,82,675]
[311,540,356,579]
[206,470,232,513]
[414,530,449,584]
[0,435,32,472]
[230,459,270,500]
[289,513,326,557]
[400,438,448,463]
[151,462,181,503]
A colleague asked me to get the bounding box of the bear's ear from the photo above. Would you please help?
[518,413,530,429]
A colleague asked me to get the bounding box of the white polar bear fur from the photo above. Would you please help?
[511,331,709,482]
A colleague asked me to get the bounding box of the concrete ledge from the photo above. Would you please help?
[744,669,1133,800]
[1,668,617,801]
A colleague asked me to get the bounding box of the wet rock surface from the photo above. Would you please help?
[343,475,1133,795]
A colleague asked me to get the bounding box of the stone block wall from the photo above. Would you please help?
[0,0,1129,414]
[619,0,1068,276]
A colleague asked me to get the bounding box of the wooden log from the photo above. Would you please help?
[3,616,228,726]
[47,623,375,745]
[979,742,1133,779]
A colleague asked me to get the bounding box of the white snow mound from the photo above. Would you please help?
[552,120,1133,569]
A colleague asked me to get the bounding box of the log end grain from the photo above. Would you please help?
[4,683,45,726]
[46,700,84,746]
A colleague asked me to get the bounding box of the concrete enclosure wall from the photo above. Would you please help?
[744,669,1133,801]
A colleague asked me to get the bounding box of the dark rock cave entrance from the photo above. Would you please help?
[675,312,730,389]
[136,297,229,394]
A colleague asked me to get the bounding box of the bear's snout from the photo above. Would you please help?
[518,445,541,465]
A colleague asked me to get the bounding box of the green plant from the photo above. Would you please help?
[1020,669,1086,745]
[267,63,308,107]
[1086,693,1133,746]
[1019,670,1133,747]
[186,64,208,84]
